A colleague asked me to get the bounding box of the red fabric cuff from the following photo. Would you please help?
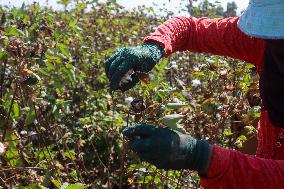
[200,145,231,188]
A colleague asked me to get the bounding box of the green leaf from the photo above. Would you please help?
[45,50,66,64]
[154,177,161,184]
[248,106,261,119]
[69,20,82,36]
[13,102,19,118]
[131,25,140,31]
[57,0,70,6]
[237,135,247,141]
[61,66,76,85]
[223,129,233,136]
[45,61,55,70]
[58,43,71,58]
[25,109,35,125]
[245,64,255,69]
[244,125,257,135]
[51,179,62,189]
[64,150,76,160]
[0,50,8,61]
[7,26,25,37]
[166,102,186,110]
[23,15,30,25]
[37,68,49,76]
[65,184,88,189]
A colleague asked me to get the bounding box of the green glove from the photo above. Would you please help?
[104,43,164,92]
[122,124,212,174]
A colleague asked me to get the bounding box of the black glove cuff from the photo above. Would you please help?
[143,42,165,58]
[189,140,212,175]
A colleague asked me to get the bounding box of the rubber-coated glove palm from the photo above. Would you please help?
[123,124,211,174]
[104,43,164,92]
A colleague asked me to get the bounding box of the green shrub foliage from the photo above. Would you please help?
[0,1,259,188]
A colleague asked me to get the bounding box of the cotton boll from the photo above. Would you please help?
[219,69,228,76]
[124,74,132,82]
[28,131,37,137]
[0,142,6,155]
[9,36,17,41]
[119,77,129,86]
[193,66,200,72]
[125,97,134,105]
[126,69,134,76]
[119,69,134,87]
[192,79,201,87]
[172,97,183,104]
[20,130,28,135]
[182,91,192,100]
[170,61,178,69]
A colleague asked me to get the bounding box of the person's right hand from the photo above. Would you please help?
[122,124,212,174]
[104,42,164,92]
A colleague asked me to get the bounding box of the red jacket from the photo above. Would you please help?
[144,17,284,189]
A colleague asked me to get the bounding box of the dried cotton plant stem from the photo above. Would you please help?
[118,140,129,189]
[2,84,18,142]
[119,109,131,189]
[56,127,84,183]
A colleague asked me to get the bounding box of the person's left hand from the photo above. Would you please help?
[122,124,212,174]
[104,43,164,92]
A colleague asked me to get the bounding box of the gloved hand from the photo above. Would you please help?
[104,43,164,92]
[122,124,212,174]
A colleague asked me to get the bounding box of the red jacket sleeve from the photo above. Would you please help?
[200,146,284,189]
[144,17,265,70]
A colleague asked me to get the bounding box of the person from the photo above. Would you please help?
[104,0,284,188]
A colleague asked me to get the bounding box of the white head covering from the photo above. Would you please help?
[238,0,284,39]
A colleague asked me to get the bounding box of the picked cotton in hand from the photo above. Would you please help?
[119,69,134,87]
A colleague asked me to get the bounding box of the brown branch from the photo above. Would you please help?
[2,84,18,142]
[119,112,130,189]
[0,166,45,172]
